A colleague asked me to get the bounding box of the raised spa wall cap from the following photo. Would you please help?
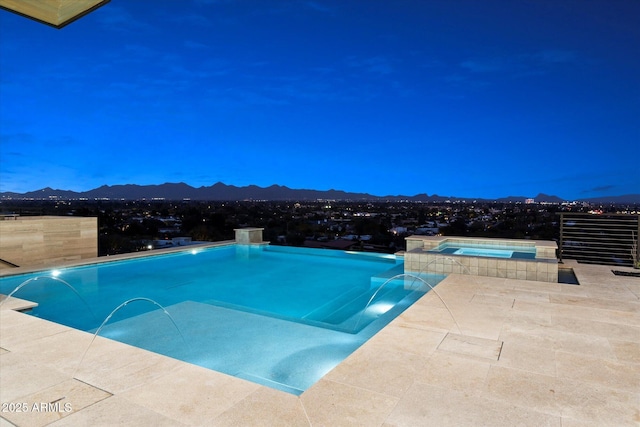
[234,227,266,244]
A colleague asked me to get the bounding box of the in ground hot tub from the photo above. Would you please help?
[404,236,558,282]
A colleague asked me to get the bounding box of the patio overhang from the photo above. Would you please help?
[0,0,109,29]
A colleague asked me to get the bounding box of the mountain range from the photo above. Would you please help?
[1,182,639,204]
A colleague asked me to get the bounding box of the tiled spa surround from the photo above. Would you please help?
[405,236,558,282]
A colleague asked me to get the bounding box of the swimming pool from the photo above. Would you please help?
[0,244,442,394]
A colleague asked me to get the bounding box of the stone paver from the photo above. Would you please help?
[1,262,638,426]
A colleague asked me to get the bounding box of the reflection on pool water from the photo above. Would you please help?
[0,244,444,395]
[430,243,536,259]
[454,248,513,258]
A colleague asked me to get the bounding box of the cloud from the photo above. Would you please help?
[523,49,578,64]
[123,44,159,59]
[305,1,331,13]
[419,58,446,69]
[0,132,36,146]
[184,40,210,50]
[193,0,233,4]
[95,5,154,33]
[234,89,290,106]
[581,185,616,194]
[202,87,289,109]
[0,133,93,193]
[201,69,369,109]
[346,56,394,75]
[166,13,214,27]
[460,59,505,73]
[458,49,579,77]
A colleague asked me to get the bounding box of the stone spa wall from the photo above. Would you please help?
[404,236,558,283]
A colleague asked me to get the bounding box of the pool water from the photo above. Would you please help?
[0,244,443,394]
[430,243,536,259]
[454,248,513,258]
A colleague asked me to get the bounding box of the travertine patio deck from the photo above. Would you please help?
[1,260,638,426]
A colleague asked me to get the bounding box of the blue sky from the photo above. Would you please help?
[1,0,638,200]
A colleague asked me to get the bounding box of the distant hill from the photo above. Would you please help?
[1,182,638,203]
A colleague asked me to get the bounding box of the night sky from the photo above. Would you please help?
[1,1,638,200]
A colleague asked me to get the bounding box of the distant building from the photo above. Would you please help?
[389,226,408,235]
[153,237,193,248]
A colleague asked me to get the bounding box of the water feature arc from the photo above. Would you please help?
[0,276,98,322]
[353,272,461,333]
[357,254,484,334]
[72,297,189,379]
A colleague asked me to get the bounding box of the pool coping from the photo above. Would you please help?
[0,240,236,278]
[1,251,639,425]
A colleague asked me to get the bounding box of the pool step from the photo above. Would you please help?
[319,285,409,327]
[370,263,405,284]
[303,264,407,326]
[302,287,366,322]
[322,264,435,330]
[303,285,403,326]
